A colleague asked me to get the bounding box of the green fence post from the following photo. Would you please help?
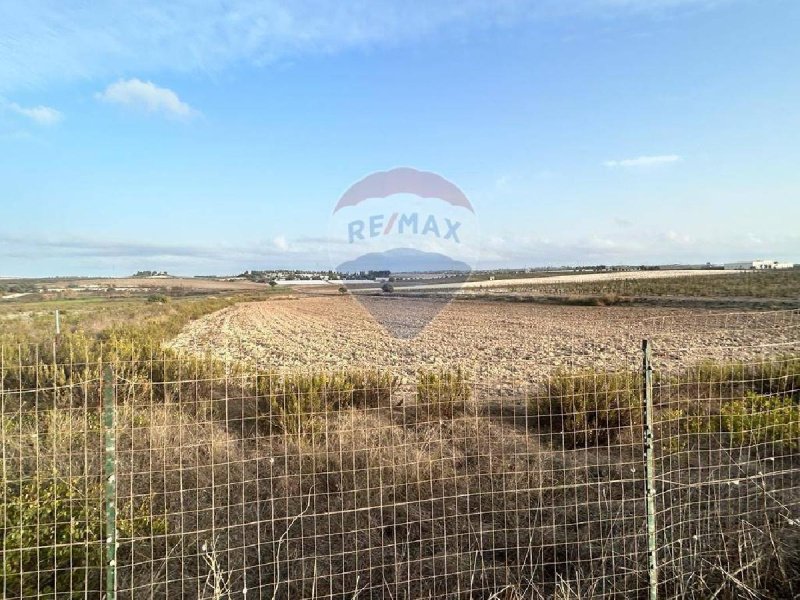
[103,364,117,600]
[642,339,658,600]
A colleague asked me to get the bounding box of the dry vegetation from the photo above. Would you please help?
[1,290,798,599]
[493,269,800,299]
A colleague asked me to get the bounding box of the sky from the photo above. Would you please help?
[1,0,799,277]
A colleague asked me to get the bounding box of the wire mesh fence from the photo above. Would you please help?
[0,310,798,599]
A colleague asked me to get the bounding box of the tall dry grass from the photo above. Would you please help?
[0,296,798,598]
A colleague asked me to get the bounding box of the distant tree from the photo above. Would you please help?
[381,282,394,293]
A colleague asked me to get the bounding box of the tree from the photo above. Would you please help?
[381,282,394,293]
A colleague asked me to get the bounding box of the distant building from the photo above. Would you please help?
[724,259,794,270]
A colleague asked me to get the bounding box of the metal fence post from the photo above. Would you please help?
[642,339,658,600]
[103,364,117,600]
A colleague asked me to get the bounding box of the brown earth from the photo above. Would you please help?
[169,295,799,382]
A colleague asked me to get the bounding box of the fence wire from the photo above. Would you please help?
[0,311,798,599]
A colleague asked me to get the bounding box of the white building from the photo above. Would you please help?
[724,259,794,270]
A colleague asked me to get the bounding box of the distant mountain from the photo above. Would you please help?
[337,247,471,274]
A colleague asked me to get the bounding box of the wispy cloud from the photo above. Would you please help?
[603,154,682,168]
[2,100,62,125]
[0,232,328,263]
[476,226,799,268]
[0,1,739,93]
[1,225,795,276]
[273,236,289,252]
[96,79,198,119]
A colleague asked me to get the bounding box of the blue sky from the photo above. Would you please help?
[1,0,798,276]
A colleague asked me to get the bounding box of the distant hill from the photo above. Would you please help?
[337,248,471,274]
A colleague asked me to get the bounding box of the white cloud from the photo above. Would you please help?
[475,225,800,268]
[662,230,692,244]
[2,224,795,276]
[0,1,739,93]
[273,236,290,251]
[3,101,62,125]
[96,79,198,119]
[604,154,682,168]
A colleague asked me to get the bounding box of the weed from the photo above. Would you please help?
[1,475,104,599]
[685,391,800,451]
[416,367,472,418]
[537,369,641,447]
[256,369,400,435]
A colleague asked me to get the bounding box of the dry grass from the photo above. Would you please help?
[2,351,798,599]
[503,269,800,300]
[0,295,798,599]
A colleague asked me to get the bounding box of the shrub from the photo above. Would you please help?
[345,369,400,409]
[1,475,105,598]
[257,372,330,436]
[256,369,400,436]
[416,368,472,419]
[1,473,169,599]
[146,294,169,304]
[671,356,800,401]
[723,392,799,449]
[338,286,348,294]
[537,369,641,447]
[685,391,800,451]
[381,282,394,293]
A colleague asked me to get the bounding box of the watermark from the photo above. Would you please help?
[329,167,479,338]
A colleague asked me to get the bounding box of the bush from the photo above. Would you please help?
[723,392,799,449]
[146,294,169,304]
[381,282,394,293]
[257,369,400,436]
[537,369,641,447]
[1,475,105,598]
[416,368,472,419]
[671,356,800,401]
[686,391,799,451]
[346,369,400,409]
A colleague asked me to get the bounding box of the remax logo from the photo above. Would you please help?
[347,213,462,244]
[329,167,479,339]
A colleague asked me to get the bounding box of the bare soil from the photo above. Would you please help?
[169,296,799,382]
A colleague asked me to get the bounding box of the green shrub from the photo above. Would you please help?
[146,294,169,304]
[672,356,800,401]
[416,368,472,419]
[717,392,798,450]
[0,472,169,599]
[346,369,399,409]
[257,369,400,435]
[537,369,641,447]
[722,392,798,449]
[1,475,105,598]
[256,372,328,436]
